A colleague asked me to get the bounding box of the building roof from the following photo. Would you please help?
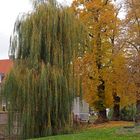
[0,59,13,75]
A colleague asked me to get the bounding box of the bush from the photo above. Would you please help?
[120,105,136,121]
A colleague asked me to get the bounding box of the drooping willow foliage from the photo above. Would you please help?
[3,1,87,139]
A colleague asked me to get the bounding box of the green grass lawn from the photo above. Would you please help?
[30,124,140,140]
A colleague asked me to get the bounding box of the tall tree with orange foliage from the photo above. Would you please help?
[72,0,120,122]
[72,0,137,122]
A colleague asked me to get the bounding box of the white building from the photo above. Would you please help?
[73,97,89,122]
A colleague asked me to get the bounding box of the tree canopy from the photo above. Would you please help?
[72,0,137,121]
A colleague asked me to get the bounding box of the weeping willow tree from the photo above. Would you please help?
[3,1,87,139]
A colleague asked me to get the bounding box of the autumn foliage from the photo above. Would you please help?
[72,0,138,121]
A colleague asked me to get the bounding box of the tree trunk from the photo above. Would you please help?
[94,108,108,124]
[98,109,108,122]
[94,79,108,123]
[112,95,120,121]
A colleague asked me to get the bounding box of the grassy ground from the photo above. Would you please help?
[30,121,140,140]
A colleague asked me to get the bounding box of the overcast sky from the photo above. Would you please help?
[0,0,124,59]
[0,0,72,59]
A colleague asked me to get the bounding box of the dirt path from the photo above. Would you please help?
[90,121,134,129]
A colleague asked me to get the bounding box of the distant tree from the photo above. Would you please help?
[123,0,140,124]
